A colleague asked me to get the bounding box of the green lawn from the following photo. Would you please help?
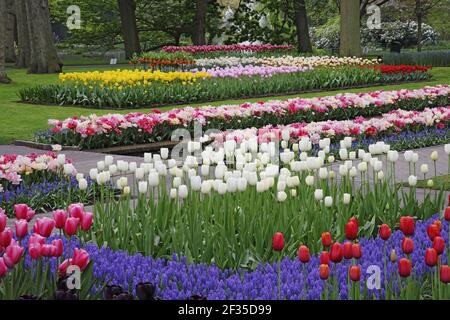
[0,66,449,145]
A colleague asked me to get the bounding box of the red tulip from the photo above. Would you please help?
[401,237,414,254]
[349,217,359,228]
[297,245,310,263]
[14,219,28,238]
[433,236,445,255]
[319,264,329,280]
[52,210,68,229]
[343,242,353,259]
[433,220,442,231]
[427,224,441,241]
[330,242,343,263]
[440,265,450,284]
[3,244,24,268]
[399,216,415,236]
[80,212,93,231]
[321,232,332,248]
[425,248,438,267]
[349,265,361,282]
[398,258,412,278]
[68,203,84,220]
[0,258,7,277]
[34,217,55,238]
[272,232,284,251]
[52,239,63,257]
[345,221,358,241]
[379,224,391,241]
[444,207,450,222]
[64,217,79,236]
[28,243,42,260]
[320,251,330,265]
[352,243,362,259]
[0,210,6,232]
[72,248,90,271]
[0,228,13,247]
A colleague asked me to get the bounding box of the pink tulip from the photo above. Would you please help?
[51,239,63,257]
[0,228,13,247]
[3,244,24,268]
[0,257,7,277]
[68,203,84,220]
[15,219,28,238]
[0,209,6,232]
[72,248,90,271]
[28,243,42,260]
[34,217,55,238]
[53,210,68,229]
[58,259,71,276]
[64,217,79,236]
[81,212,93,231]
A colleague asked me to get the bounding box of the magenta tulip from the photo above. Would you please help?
[14,204,35,222]
[80,212,93,231]
[52,239,63,257]
[52,210,68,229]
[0,258,7,277]
[72,248,90,271]
[64,217,79,236]
[68,203,84,220]
[0,209,6,232]
[41,244,53,257]
[3,244,24,268]
[34,217,55,238]
[28,243,42,260]
[29,233,46,246]
[15,219,28,239]
[58,259,70,276]
[0,228,13,247]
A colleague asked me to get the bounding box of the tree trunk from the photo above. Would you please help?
[339,0,362,57]
[294,0,313,53]
[24,0,62,73]
[0,0,11,83]
[15,0,31,68]
[192,0,209,45]
[416,0,422,52]
[118,0,141,59]
[5,0,16,63]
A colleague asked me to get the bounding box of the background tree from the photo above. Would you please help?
[24,0,62,73]
[294,0,313,52]
[5,0,16,63]
[340,0,362,56]
[15,0,31,68]
[118,0,141,58]
[0,0,11,83]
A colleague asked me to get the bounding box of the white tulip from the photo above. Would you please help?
[237,178,247,192]
[201,180,212,194]
[277,191,287,202]
[324,196,333,207]
[63,164,75,176]
[277,181,286,192]
[349,151,356,160]
[427,179,434,188]
[256,181,266,193]
[339,148,348,160]
[431,151,439,161]
[339,165,348,176]
[178,185,188,199]
[411,152,419,163]
[314,189,323,201]
[358,149,365,159]
[89,168,98,180]
[404,150,413,162]
[305,175,314,186]
[343,193,351,205]
[319,167,328,179]
[129,162,137,173]
[357,162,367,172]
[349,167,357,177]
[173,176,182,188]
[123,186,131,195]
[138,181,148,194]
[169,188,178,199]
[104,155,114,166]
[148,172,159,187]
[217,182,227,195]
[373,160,383,172]
[76,173,84,182]
[408,175,417,187]
[377,171,384,180]
[135,168,145,180]
[144,153,152,163]
[116,177,128,189]
[387,150,399,162]
[290,189,297,197]
[78,178,88,191]
[420,164,429,174]
[56,154,66,166]
[327,156,335,164]
[160,148,169,160]
[343,137,352,149]
[445,144,450,155]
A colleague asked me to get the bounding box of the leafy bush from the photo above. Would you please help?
[383,50,450,67]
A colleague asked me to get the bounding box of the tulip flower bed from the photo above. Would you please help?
[80,138,449,270]
[129,51,196,71]
[34,85,450,150]
[162,44,294,56]
[195,65,313,78]
[19,67,382,109]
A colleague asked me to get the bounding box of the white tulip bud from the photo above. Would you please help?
[144,153,152,163]
[78,178,88,191]
[104,155,114,166]
[123,186,131,195]
[178,185,188,199]
[445,144,450,155]
[277,191,287,202]
[138,181,148,194]
[431,151,439,161]
[305,175,314,186]
[343,193,351,205]
[408,175,417,187]
[290,189,297,197]
[160,148,169,160]
[420,164,429,174]
[314,189,323,201]
[135,168,145,180]
[89,168,98,180]
[324,196,333,207]
[169,188,178,199]
[57,154,66,166]
[427,179,434,188]
[339,148,348,160]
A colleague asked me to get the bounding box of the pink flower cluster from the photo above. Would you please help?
[197,65,312,78]
[163,44,294,54]
[47,85,450,140]
[0,203,93,278]
[0,152,75,187]
[210,107,450,145]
